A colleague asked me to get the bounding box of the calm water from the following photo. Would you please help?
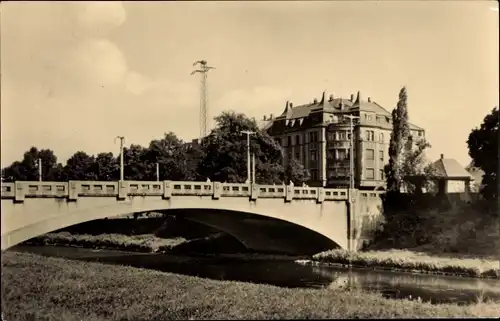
[12,245,500,305]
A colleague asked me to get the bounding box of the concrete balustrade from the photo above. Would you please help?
[0,180,359,203]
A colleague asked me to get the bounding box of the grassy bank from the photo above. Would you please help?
[310,249,500,279]
[2,251,500,320]
[25,232,187,253]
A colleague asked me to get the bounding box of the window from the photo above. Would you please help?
[366,149,374,160]
[309,132,318,143]
[366,130,375,141]
[365,114,372,121]
[295,135,300,145]
[379,169,385,180]
[288,136,292,146]
[366,168,375,180]
[379,150,384,161]
[418,131,423,137]
[310,150,318,161]
[339,131,346,140]
[327,150,335,160]
[311,170,318,180]
[347,132,351,140]
[380,132,384,143]
[338,149,346,160]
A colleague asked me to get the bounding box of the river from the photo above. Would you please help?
[12,245,500,306]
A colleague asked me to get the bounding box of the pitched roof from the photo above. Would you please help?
[273,94,423,130]
[431,155,475,180]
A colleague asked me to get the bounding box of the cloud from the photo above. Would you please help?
[215,86,292,119]
[76,2,127,37]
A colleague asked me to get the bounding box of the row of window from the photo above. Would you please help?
[328,168,385,180]
[277,131,320,147]
[365,149,384,161]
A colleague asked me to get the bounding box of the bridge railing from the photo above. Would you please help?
[1,180,356,203]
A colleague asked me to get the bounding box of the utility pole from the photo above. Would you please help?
[191,60,215,140]
[241,130,256,183]
[252,152,256,184]
[156,162,160,181]
[345,114,359,291]
[38,158,42,182]
[115,136,125,181]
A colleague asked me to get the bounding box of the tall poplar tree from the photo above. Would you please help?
[386,87,410,192]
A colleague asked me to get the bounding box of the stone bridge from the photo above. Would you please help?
[1,180,384,254]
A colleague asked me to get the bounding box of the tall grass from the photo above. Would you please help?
[26,232,186,253]
[2,251,500,320]
[311,249,500,279]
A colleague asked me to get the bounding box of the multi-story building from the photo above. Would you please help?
[264,91,425,189]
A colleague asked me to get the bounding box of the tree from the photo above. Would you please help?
[400,139,437,193]
[64,151,98,180]
[95,152,119,181]
[284,159,310,185]
[2,147,62,181]
[123,144,151,180]
[146,132,187,180]
[197,111,292,184]
[386,87,411,192]
[467,107,499,200]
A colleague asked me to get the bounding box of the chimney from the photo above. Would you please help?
[269,113,273,120]
[440,154,444,160]
[329,94,334,102]
[289,102,293,108]
[263,115,267,121]
[367,97,371,103]
[313,98,318,104]
[350,94,354,101]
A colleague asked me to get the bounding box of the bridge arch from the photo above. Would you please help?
[1,195,348,253]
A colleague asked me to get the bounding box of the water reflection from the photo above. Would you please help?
[12,245,500,305]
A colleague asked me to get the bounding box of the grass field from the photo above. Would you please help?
[2,251,500,320]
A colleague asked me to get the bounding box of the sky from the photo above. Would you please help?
[1,1,498,168]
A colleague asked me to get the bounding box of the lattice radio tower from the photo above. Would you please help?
[191,60,215,140]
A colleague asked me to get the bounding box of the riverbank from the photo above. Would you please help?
[308,249,500,279]
[2,251,499,320]
[25,232,187,253]
[27,232,500,278]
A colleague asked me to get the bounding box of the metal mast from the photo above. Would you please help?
[191,60,215,140]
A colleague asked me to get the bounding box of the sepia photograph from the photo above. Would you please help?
[1,0,499,319]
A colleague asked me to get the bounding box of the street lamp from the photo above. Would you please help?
[115,136,125,181]
[156,162,160,181]
[241,130,256,183]
[345,114,359,291]
[37,158,42,182]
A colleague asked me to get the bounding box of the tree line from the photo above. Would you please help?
[1,111,310,185]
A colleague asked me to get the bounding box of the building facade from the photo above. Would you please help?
[265,91,425,189]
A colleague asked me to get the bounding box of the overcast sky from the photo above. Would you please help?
[1,1,498,168]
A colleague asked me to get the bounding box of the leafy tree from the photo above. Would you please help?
[400,138,437,193]
[2,147,62,181]
[467,107,499,200]
[64,151,98,180]
[95,152,119,181]
[284,159,311,185]
[386,87,410,192]
[123,144,151,180]
[198,111,289,184]
[146,132,187,181]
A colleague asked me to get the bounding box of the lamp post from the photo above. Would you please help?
[37,158,42,182]
[156,163,160,181]
[241,130,256,183]
[345,115,359,251]
[345,114,359,290]
[115,136,125,181]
